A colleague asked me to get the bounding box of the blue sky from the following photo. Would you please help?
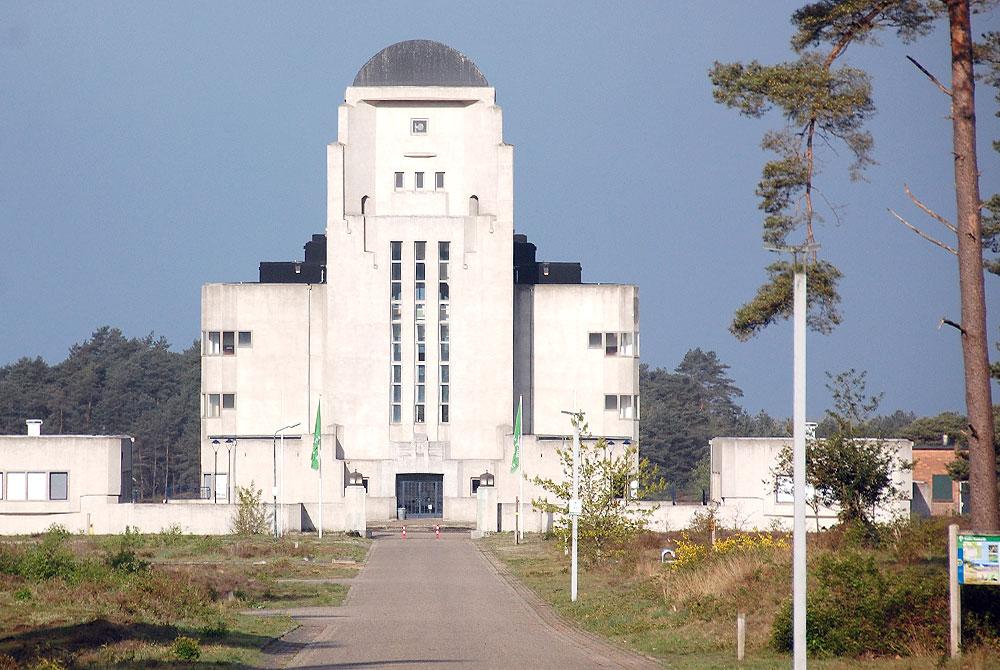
[1,1,998,419]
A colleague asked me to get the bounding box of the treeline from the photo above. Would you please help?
[639,348,992,497]
[0,327,200,500]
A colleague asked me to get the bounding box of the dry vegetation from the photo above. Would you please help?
[483,516,1000,669]
[0,527,368,668]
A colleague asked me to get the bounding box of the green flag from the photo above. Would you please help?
[511,396,522,473]
[311,400,321,470]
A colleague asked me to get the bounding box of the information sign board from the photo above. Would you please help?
[957,533,1000,585]
[568,499,582,516]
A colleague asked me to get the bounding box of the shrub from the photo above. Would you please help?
[770,551,947,657]
[232,482,270,535]
[13,586,32,601]
[669,531,788,571]
[20,530,79,581]
[171,635,201,661]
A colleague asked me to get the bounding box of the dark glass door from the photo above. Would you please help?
[396,474,443,518]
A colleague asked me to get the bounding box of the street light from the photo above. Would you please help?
[272,422,300,537]
[767,241,817,670]
[560,410,581,602]
[211,439,221,503]
[479,470,494,487]
[348,469,365,487]
[226,438,236,500]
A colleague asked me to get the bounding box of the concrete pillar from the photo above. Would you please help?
[344,485,367,535]
[476,485,497,533]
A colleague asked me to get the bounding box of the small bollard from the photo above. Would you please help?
[402,525,407,539]
[737,611,746,662]
[435,524,441,540]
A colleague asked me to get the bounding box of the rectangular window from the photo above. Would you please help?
[393,365,401,383]
[238,331,252,348]
[391,241,402,261]
[605,332,618,356]
[391,303,402,321]
[439,262,449,280]
[440,324,449,342]
[208,331,221,355]
[416,385,426,403]
[27,472,46,501]
[415,304,425,321]
[392,343,402,362]
[417,343,426,362]
[415,172,424,190]
[439,282,449,301]
[438,241,450,261]
[391,263,402,280]
[441,404,449,423]
[605,394,618,411]
[439,303,449,321]
[222,393,236,410]
[619,394,634,419]
[392,385,402,403]
[0,472,3,500]
[207,393,221,418]
[49,472,68,501]
[435,172,445,189]
[589,332,602,349]
[417,364,426,383]
[440,343,449,361]
[932,474,954,502]
[415,241,426,260]
[415,263,426,281]
[471,478,481,495]
[440,365,449,383]
[391,404,402,423]
[6,472,25,501]
[222,331,235,355]
[394,172,404,189]
[415,404,425,423]
[620,332,634,356]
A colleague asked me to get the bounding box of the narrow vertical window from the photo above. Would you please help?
[438,241,450,423]
[435,172,445,189]
[415,172,424,190]
[222,331,235,355]
[414,242,427,422]
[208,332,221,355]
[394,172,404,189]
[390,241,403,423]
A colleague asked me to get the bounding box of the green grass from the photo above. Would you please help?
[480,524,998,670]
[0,530,369,668]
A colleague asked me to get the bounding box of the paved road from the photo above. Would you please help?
[270,531,659,670]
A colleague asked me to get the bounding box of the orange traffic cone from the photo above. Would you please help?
[402,525,407,539]
[435,524,441,540]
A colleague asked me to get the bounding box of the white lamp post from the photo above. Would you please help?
[560,410,581,602]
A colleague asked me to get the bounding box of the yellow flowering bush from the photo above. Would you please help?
[669,531,787,571]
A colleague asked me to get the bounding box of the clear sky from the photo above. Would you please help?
[1,2,998,420]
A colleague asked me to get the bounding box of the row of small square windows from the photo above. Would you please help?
[395,171,445,191]
[0,472,69,501]
[204,393,235,418]
[604,394,640,420]
[589,331,638,356]
[203,331,252,356]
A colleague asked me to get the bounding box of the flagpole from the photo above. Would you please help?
[518,395,524,543]
[318,396,323,539]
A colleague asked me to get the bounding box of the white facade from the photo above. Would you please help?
[709,437,913,530]
[199,41,640,529]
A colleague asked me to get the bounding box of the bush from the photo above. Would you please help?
[232,482,269,535]
[20,529,79,581]
[170,635,201,661]
[770,551,947,657]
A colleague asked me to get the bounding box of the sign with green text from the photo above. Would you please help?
[957,533,1000,585]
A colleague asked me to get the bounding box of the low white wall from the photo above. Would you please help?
[0,500,309,536]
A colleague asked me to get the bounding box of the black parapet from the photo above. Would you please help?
[259,233,327,284]
[513,233,581,285]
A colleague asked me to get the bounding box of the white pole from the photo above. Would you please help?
[280,433,285,537]
[519,446,525,542]
[793,262,807,670]
[949,523,960,658]
[318,411,323,539]
[571,416,580,602]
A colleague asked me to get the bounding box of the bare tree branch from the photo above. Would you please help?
[939,318,967,336]
[906,55,953,97]
[904,184,957,233]
[888,208,958,254]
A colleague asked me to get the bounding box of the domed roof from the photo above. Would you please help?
[353,40,488,87]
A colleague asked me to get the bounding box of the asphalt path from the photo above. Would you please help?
[271,531,659,670]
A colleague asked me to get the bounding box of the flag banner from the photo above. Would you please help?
[311,401,321,470]
[511,396,522,473]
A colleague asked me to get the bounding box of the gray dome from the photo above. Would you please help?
[353,40,488,87]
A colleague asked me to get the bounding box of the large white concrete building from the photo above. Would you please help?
[199,41,639,529]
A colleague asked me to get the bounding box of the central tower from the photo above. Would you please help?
[324,40,514,513]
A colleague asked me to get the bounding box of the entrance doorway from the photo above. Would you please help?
[396,473,443,518]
